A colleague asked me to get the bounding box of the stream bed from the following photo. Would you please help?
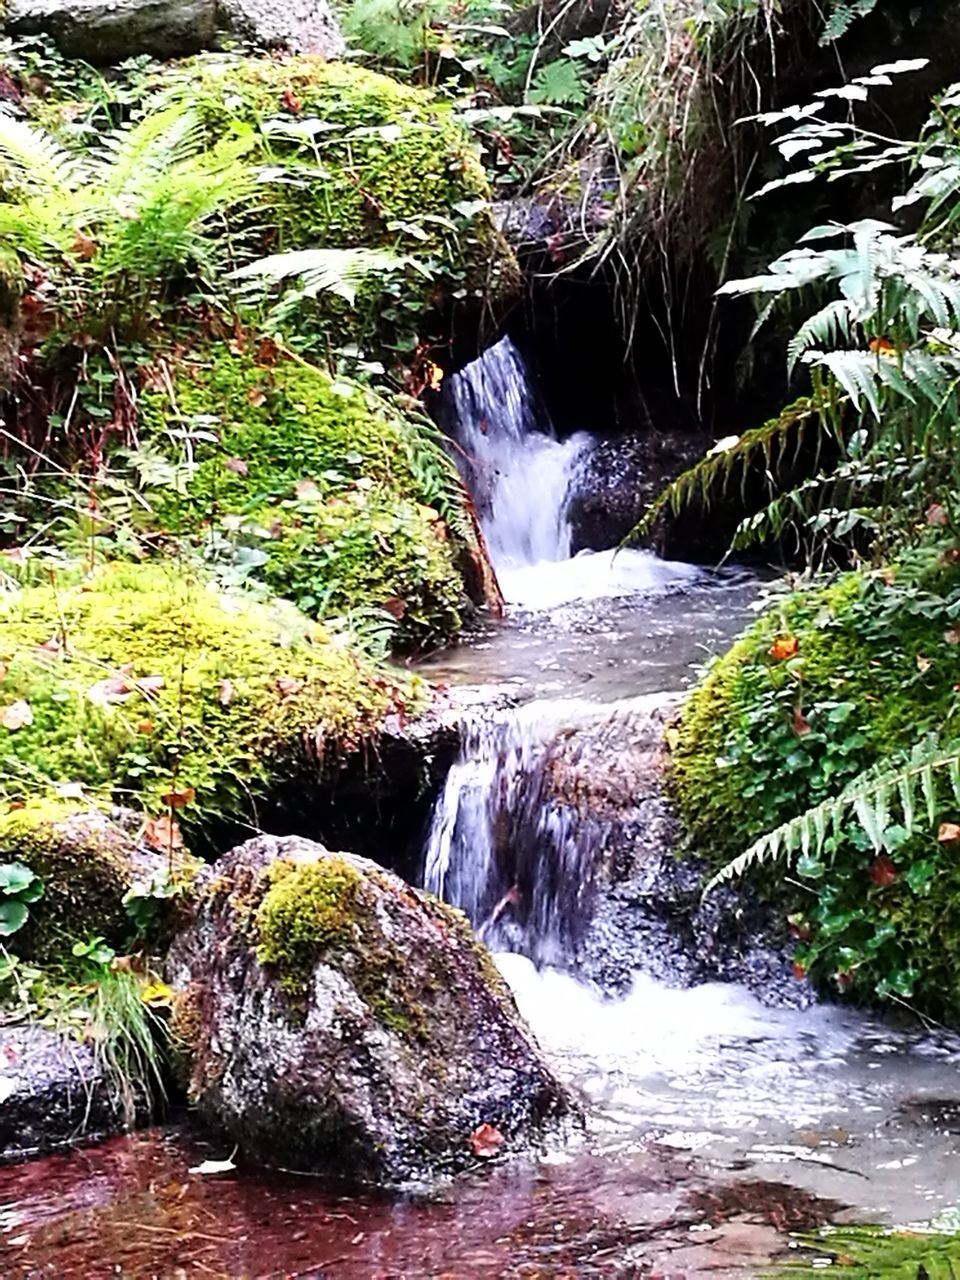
[5,340,960,1277]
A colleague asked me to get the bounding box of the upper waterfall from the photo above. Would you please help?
[444,336,699,609]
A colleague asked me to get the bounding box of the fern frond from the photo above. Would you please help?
[705,738,960,894]
[97,104,207,200]
[0,110,83,198]
[232,247,410,307]
[778,1222,960,1274]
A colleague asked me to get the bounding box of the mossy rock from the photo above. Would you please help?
[0,799,183,960]
[138,347,468,648]
[672,545,960,1018]
[161,54,517,356]
[167,834,571,1182]
[0,561,413,827]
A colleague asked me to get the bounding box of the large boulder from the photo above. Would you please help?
[4,0,344,63]
[167,835,570,1182]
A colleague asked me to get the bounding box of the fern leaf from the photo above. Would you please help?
[0,110,82,198]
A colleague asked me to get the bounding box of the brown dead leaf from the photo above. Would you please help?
[793,707,811,736]
[927,502,950,527]
[72,230,97,260]
[282,87,302,113]
[247,386,266,407]
[938,822,960,844]
[382,596,406,620]
[868,854,897,887]
[1,700,33,731]
[275,676,303,700]
[143,813,183,854]
[137,719,155,735]
[225,456,249,478]
[469,1123,505,1158]
[161,786,195,810]
[218,678,235,708]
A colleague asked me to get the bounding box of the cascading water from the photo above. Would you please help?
[445,336,700,608]
[423,700,613,965]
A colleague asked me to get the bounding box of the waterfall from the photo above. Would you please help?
[423,700,613,965]
[444,336,700,609]
[444,336,592,574]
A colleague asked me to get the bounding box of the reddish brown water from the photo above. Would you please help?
[0,1125,841,1278]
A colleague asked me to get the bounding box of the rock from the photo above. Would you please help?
[0,1023,128,1161]
[0,801,181,962]
[5,0,344,63]
[167,835,571,1182]
[566,430,706,557]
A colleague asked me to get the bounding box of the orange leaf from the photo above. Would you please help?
[282,87,302,113]
[161,786,195,810]
[938,822,960,844]
[246,387,266,407]
[1,700,33,731]
[382,596,407,620]
[868,336,896,356]
[137,719,155,735]
[469,1123,505,1158]
[72,230,97,260]
[143,813,183,854]
[792,961,807,981]
[424,361,444,392]
[769,635,799,661]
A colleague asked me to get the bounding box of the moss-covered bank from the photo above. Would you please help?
[672,541,960,1018]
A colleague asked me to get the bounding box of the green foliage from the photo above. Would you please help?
[343,0,454,70]
[0,859,43,936]
[138,347,471,648]
[778,1222,960,1276]
[674,545,960,1017]
[528,59,586,108]
[818,0,879,45]
[0,562,408,824]
[0,100,257,347]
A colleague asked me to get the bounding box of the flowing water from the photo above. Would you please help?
[5,339,960,1277]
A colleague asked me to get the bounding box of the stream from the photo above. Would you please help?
[4,338,960,1277]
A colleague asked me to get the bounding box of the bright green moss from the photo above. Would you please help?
[140,349,465,648]
[253,855,428,1038]
[255,857,363,994]
[0,562,407,826]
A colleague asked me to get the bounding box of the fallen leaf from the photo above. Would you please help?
[189,1157,237,1176]
[246,386,266,407]
[137,719,155,735]
[792,707,811,736]
[792,961,807,980]
[926,502,949,527]
[769,635,799,661]
[916,654,932,673]
[275,676,303,699]
[72,229,97,260]
[425,361,443,392]
[136,674,165,696]
[382,596,406,620]
[938,822,960,844]
[469,1123,505,1158]
[143,813,183,854]
[294,479,321,501]
[161,785,195,810]
[1,700,33,731]
[225,456,249,477]
[945,628,960,645]
[869,854,896,887]
[282,87,302,113]
[218,678,235,707]
[87,674,133,706]
[868,336,897,356]
[141,979,174,1008]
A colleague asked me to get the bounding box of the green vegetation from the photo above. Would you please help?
[139,347,469,648]
[0,562,409,823]
[776,1219,960,1275]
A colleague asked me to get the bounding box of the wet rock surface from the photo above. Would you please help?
[5,0,344,62]
[0,1023,126,1162]
[167,834,571,1183]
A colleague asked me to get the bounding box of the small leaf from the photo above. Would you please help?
[868,854,897,886]
[0,900,28,935]
[225,457,249,477]
[189,1156,237,1176]
[218,678,235,707]
[469,1123,505,1158]
[926,502,949,527]
[161,786,195,810]
[769,635,799,660]
[143,814,183,854]
[141,979,174,1008]
[1,700,33,731]
[938,821,960,844]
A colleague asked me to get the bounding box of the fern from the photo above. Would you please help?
[819,0,880,45]
[705,738,960,894]
[232,247,411,308]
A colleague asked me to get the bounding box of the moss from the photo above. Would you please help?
[181,58,509,268]
[0,561,408,826]
[0,799,132,960]
[139,348,466,648]
[253,854,429,1039]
